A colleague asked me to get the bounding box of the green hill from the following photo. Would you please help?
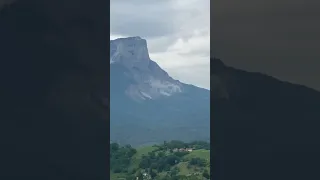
[110,141,210,180]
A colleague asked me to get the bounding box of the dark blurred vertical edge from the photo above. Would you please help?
[0,0,110,179]
[106,0,111,179]
[210,0,224,179]
[210,1,216,179]
[210,0,320,180]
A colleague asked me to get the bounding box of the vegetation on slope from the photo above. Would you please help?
[110,140,210,180]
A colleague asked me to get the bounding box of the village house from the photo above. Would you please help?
[172,148,193,152]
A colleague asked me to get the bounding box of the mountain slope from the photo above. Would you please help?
[211,57,320,180]
[110,37,210,146]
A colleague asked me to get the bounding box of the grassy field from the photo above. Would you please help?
[111,146,210,180]
[184,149,210,161]
[131,146,157,168]
[111,145,158,179]
[110,172,127,180]
[179,149,210,177]
[133,145,158,159]
[176,162,194,175]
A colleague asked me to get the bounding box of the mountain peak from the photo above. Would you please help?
[113,36,144,41]
[110,37,187,101]
[110,36,150,70]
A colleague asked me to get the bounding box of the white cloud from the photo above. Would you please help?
[110,0,210,89]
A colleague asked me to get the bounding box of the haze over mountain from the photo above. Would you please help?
[211,57,320,180]
[110,37,210,146]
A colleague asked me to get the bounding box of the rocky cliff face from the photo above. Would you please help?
[110,37,183,101]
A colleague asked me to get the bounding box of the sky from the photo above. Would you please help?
[212,0,320,91]
[110,0,210,89]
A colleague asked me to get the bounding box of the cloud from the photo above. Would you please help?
[110,0,210,89]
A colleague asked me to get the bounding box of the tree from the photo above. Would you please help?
[174,151,189,157]
[166,155,180,166]
[139,156,150,169]
[110,143,137,173]
[170,167,179,177]
[202,169,210,179]
[188,175,201,180]
[148,151,156,159]
[129,168,137,175]
[158,151,165,158]
[189,157,206,167]
[126,174,136,180]
[150,163,158,170]
[135,171,143,180]
[150,169,157,179]
[176,175,188,180]
[164,164,171,171]
[113,166,122,173]
[110,142,119,151]
[167,140,185,149]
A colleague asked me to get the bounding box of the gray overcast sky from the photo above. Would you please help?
[110,0,210,89]
[212,0,320,91]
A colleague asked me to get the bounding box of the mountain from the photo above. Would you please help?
[110,37,210,147]
[211,57,320,180]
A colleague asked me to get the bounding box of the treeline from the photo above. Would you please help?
[157,140,210,150]
[110,143,137,173]
[110,140,210,180]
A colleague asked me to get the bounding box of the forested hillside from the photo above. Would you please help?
[110,141,211,180]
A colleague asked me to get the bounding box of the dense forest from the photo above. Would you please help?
[110,140,211,180]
